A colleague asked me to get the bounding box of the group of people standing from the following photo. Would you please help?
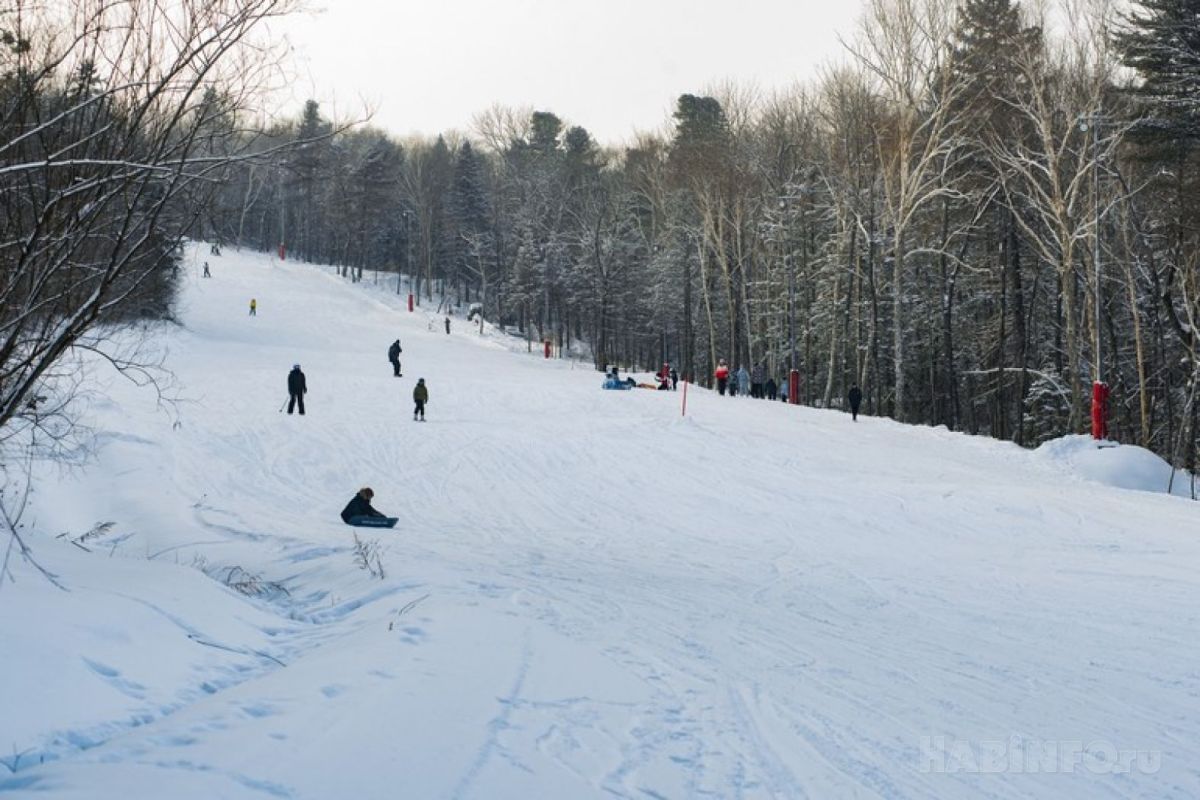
[713,359,864,420]
[714,360,773,399]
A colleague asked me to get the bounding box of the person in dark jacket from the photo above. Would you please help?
[444,316,451,334]
[341,487,385,524]
[669,367,679,390]
[750,363,766,398]
[848,384,863,421]
[765,376,778,401]
[287,364,307,415]
[413,377,428,421]
[388,339,402,377]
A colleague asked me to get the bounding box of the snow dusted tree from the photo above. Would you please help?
[987,0,1125,431]
[0,0,300,567]
[848,0,971,421]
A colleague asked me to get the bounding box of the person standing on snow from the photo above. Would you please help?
[202,262,211,278]
[413,378,428,421]
[388,339,402,377]
[444,316,451,334]
[765,376,778,401]
[714,360,730,395]
[287,364,307,415]
[848,384,863,421]
[249,298,257,316]
[736,365,750,397]
[750,363,766,398]
[670,367,679,390]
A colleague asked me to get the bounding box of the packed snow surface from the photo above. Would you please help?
[2,245,1198,799]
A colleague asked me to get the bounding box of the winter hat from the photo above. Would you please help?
[418,378,425,383]
[360,487,374,499]
[292,363,300,369]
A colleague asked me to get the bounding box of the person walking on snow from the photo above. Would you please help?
[249,298,257,316]
[444,316,451,334]
[714,360,730,395]
[413,378,428,421]
[736,365,751,397]
[388,339,402,377]
[202,262,211,278]
[848,384,863,422]
[341,487,386,525]
[287,364,307,415]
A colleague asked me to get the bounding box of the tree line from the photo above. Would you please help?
[5,0,1199,488]
[208,0,1200,479]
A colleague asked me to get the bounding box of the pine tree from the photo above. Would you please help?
[1115,0,1200,143]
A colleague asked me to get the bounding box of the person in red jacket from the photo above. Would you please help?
[714,359,730,395]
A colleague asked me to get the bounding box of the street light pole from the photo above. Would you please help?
[1079,112,1109,440]
[1091,116,1101,386]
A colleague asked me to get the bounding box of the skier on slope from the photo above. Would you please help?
[341,487,387,525]
[388,339,402,377]
[714,360,730,395]
[287,364,307,415]
[413,377,428,421]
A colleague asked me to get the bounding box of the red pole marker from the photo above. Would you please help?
[544,340,551,359]
[681,380,688,416]
[1091,381,1109,440]
[278,242,286,261]
[408,293,414,312]
[789,369,800,405]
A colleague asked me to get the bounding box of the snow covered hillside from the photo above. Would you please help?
[2,244,1198,799]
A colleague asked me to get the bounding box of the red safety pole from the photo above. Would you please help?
[788,369,800,405]
[1091,381,1109,440]
[407,293,414,312]
[681,380,688,416]
[278,242,285,261]
[544,340,551,358]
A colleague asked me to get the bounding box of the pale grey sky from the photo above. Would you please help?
[270,0,863,145]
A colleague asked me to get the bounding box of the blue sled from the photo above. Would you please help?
[347,516,398,529]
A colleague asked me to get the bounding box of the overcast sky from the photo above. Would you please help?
[268,0,864,146]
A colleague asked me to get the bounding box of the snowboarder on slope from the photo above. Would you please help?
[388,339,402,377]
[287,364,307,415]
[413,378,428,421]
[714,360,730,395]
[341,487,386,525]
[848,384,863,421]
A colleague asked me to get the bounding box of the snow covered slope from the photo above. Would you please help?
[2,244,1197,799]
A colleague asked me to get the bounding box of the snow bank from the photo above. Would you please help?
[1035,434,1197,498]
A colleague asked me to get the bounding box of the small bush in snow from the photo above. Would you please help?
[352,533,386,580]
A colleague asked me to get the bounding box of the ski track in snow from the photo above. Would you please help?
[2,244,1199,799]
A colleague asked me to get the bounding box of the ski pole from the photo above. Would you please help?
[279,397,288,413]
